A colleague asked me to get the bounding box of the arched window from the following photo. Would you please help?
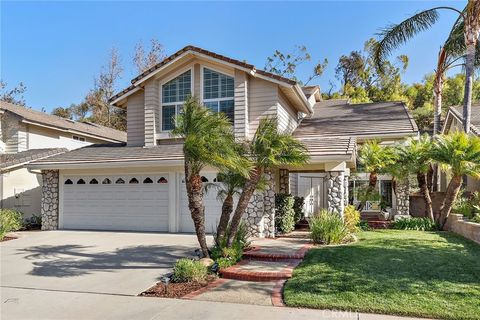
[158,177,168,184]
[143,177,153,184]
[77,179,86,184]
[129,178,139,184]
[162,70,192,131]
[102,178,111,184]
[89,178,98,184]
[65,179,73,185]
[201,176,209,183]
[115,178,125,184]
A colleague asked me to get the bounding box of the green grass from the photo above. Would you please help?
[283,230,480,320]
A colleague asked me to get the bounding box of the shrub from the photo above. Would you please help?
[309,209,349,244]
[453,192,480,219]
[391,217,437,231]
[293,196,305,223]
[0,209,23,240]
[359,220,372,231]
[211,221,250,269]
[172,258,208,283]
[344,205,360,233]
[275,193,295,234]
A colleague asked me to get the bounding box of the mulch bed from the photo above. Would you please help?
[139,275,217,299]
[1,236,17,242]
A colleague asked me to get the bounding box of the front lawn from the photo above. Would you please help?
[283,230,480,320]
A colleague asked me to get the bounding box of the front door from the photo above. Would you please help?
[298,175,326,217]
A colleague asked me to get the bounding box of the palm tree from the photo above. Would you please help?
[393,135,435,221]
[373,3,480,134]
[226,118,309,246]
[357,140,395,210]
[430,132,480,228]
[172,97,250,257]
[203,171,246,244]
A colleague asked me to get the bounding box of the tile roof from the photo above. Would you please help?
[449,104,480,135]
[109,45,297,103]
[28,137,355,168]
[294,100,418,139]
[0,101,127,142]
[0,148,67,172]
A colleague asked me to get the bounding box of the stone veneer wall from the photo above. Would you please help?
[278,169,289,194]
[395,179,410,216]
[326,171,346,217]
[343,174,349,207]
[446,214,480,245]
[41,170,59,230]
[244,170,275,238]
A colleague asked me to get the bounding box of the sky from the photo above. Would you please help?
[1,0,463,113]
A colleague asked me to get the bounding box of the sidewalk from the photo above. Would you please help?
[1,286,432,320]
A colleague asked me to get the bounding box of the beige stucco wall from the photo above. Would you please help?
[446,214,480,245]
[0,167,42,219]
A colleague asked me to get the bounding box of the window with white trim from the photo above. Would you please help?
[162,70,191,131]
[203,68,234,123]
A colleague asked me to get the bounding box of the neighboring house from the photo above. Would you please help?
[441,104,480,192]
[0,101,127,218]
[28,45,418,236]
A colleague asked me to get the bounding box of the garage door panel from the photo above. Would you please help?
[62,175,170,232]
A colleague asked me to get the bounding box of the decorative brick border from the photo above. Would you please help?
[271,280,286,307]
[220,259,301,282]
[182,278,228,299]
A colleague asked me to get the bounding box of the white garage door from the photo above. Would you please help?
[62,174,170,232]
[179,173,224,233]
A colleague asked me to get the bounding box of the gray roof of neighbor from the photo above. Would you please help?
[0,101,127,142]
[448,104,480,135]
[294,100,418,139]
[0,148,67,172]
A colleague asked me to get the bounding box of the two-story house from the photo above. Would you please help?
[0,101,126,218]
[28,46,418,236]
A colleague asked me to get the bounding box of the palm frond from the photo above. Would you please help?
[374,8,441,71]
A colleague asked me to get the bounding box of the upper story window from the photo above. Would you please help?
[203,68,234,123]
[162,70,192,131]
[72,135,86,142]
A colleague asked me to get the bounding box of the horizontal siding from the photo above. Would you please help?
[127,91,145,147]
[144,79,158,147]
[278,90,299,134]
[234,70,248,139]
[248,77,278,137]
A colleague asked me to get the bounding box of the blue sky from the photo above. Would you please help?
[1,1,462,112]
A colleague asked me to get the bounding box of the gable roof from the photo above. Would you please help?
[294,100,418,140]
[0,148,67,172]
[0,101,126,143]
[109,45,313,114]
[443,104,480,136]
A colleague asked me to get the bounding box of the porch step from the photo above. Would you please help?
[219,260,299,282]
[294,220,310,231]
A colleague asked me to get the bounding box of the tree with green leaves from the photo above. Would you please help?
[357,140,396,210]
[172,97,250,257]
[226,118,309,246]
[264,45,328,85]
[431,132,480,228]
[390,135,434,221]
[373,3,480,135]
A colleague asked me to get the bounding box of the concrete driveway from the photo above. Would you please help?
[1,230,208,295]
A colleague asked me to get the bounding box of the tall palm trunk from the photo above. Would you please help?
[227,167,263,246]
[462,1,480,133]
[215,193,234,244]
[438,175,463,229]
[433,49,446,136]
[417,172,434,221]
[184,161,209,257]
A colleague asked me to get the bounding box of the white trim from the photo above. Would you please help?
[109,86,141,106]
[159,66,194,132]
[133,51,191,86]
